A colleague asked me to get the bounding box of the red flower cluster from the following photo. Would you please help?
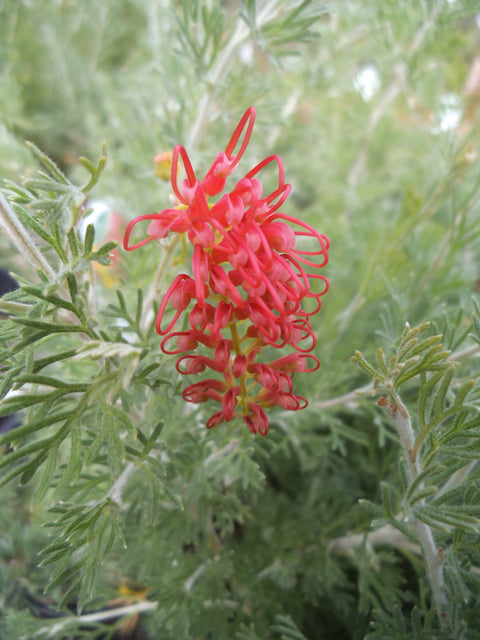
[124,108,329,435]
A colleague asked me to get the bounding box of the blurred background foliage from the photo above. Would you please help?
[1,0,480,638]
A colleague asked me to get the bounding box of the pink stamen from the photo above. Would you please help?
[225,106,256,168]
[171,145,197,204]
[155,274,195,335]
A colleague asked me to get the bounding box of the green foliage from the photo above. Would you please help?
[174,1,226,73]
[240,0,327,54]
[270,614,310,640]
[353,322,480,634]
[0,143,177,610]
[41,499,121,612]
[1,1,480,639]
[365,604,458,640]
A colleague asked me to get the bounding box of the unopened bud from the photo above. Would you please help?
[154,151,179,182]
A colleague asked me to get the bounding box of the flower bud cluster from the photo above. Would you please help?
[124,108,329,434]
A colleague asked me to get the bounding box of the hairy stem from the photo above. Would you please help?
[0,192,57,279]
[379,393,448,627]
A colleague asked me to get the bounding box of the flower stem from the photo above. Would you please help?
[140,235,180,334]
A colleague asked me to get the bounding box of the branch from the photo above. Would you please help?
[108,461,138,508]
[329,522,421,557]
[42,601,157,636]
[315,383,373,411]
[449,343,480,363]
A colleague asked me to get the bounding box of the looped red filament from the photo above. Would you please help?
[123,107,330,435]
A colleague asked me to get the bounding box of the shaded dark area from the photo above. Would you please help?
[0,268,18,297]
[0,268,19,434]
[0,413,20,435]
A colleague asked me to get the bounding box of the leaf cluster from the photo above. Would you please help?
[0,147,181,608]
[240,0,327,55]
[352,322,454,393]
[353,322,480,633]
[40,499,121,613]
[174,1,226,75]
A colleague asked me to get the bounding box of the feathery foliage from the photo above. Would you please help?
[1,1,480,639]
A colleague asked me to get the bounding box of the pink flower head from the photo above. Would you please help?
[123,108,330,435]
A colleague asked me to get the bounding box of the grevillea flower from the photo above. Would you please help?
[124,107,330,435]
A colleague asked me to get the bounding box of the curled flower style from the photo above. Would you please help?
[123,107,330,435]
